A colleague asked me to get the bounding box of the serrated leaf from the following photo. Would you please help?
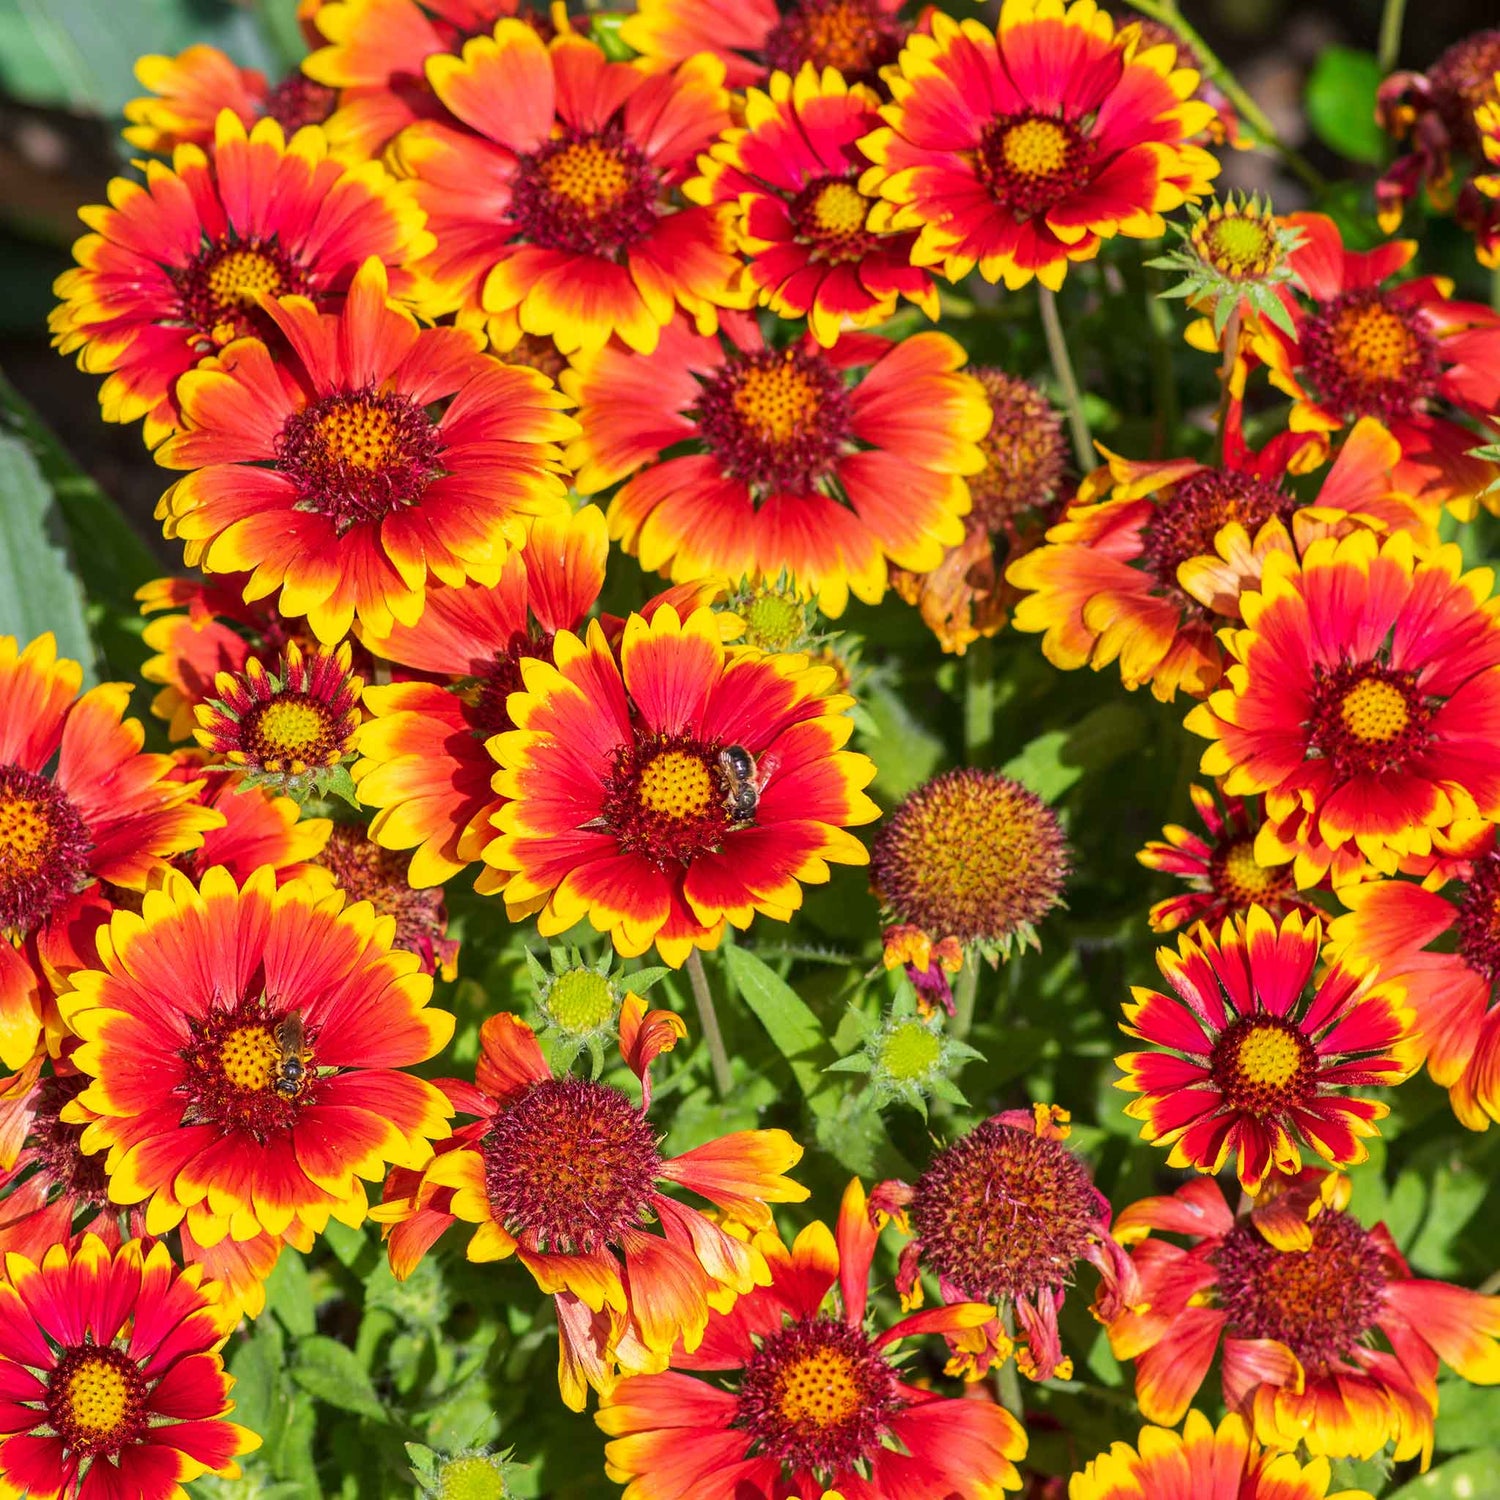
[291,1336,389,1422]
[724,946,836,1117]
[1304,47,1386,165]
[619,966,671,994]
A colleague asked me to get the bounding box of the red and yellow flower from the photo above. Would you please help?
[596,1178,1028,1499]
[1006,414,1434,703]
[51,111,432,449]
[873,1104,1136,1384]
[620,0,912,91]
[566,316,988,616]
[0,1235,258,1499]
[124,43,336,156]
[155,256,575,644]
[485,605,879,966]
[0,634,220,1071]
[1107,1171,1500,1464]
[390,24,738,355]
[1117,907,1413,1191]
[860,2,1221,291]
[1328,849,1500,1131]
[56,865,454,1249]
[1068,1410,1374,1500]
[376,1005,806,1409]
[1252,212,1500,504]
[352,504,609,889]
[1137,782,1318,934]
[1183,528,1500,886]
[687,64,936,346]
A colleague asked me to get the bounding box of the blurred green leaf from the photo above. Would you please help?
[724,945,836,1117]
[291,1335,389,1422]
[1435,1379,1500,1455]
[1304,47,1386,165]
[1386,1450,1500,1498]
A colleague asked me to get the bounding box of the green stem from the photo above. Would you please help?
[1377,0,1407,73]
[951,957,980,1041]
[996,1311,1025,1420]
[1038,287,1093,473]
[963,635,996,766]
[1144,266,1180,457]
[685,949,733,1096]
[1124,0,1326,193]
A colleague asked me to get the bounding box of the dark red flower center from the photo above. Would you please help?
[977,112,1099,218]
[264,71,338,133]
[1209,1014,1317,1115]
[693,346,853,495]
[789,175,876,264]
[510,127,661,258]
[1208,836,1297,912]
[734,1315,901,1475]
[764,0,908,85]
[1300,288,1442,424]
[503,333,570,384]
[600,733,740,871]
[45,1345,149,1457]
[1428,30,1500,156]
[0,763,93,935]
[276,387,446,533]
[1215,1212,1386,1374]
[28,1074,110,1208]
[968,368,1068,532]
[908,1119,1103,1302]
[470,632,556,738]
[176,1000,318,1140]
[173,236,311,349]
[1306,661,1434,779]
[1456,852,1500,982]
[314,824,451,971]
[479,1076,660,1253]
[1140,470,1293,587]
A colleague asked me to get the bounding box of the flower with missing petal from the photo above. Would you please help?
[154,256,575,644]
[596,1179,1028,1498]
[1117,908,1413,1192]
[376,1005,806,1409]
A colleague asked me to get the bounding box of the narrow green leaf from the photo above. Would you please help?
[291,1335,389,1422]
[723,946,836,1117]
[1304,47,1386,165]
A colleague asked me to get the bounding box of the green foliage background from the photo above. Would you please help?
[2,3,1499,1496]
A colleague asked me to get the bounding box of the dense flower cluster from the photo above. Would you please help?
[10,1,1500,1495]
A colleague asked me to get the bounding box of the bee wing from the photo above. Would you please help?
[754,750,782,790]
[274,1013,305,1051]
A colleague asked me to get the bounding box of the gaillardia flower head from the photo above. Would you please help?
[1376,30,1500,268]
[875,1104,1136,1384]
[565,315,989,617]
[1328,849,1500,1131]
[1118,908,1412,1192]
[596,1178,1028,1499]
[123,43,336,156]
[620,0,912,90]
[1252,212,1500,503]
[0,1235,259,1499]
[390,25,738,355]
[0,633,221,1070]
[1137,782,1318,934]
[870,768,1069,963]
[352,505,610,890]
[155,256,576,644]
[376,1005,806,1409]
[57,865,454,1249]
[860,2,1221,290]
[50,111,432,448]
[1067,1411,1374,1500]
[193,641,362,797]
[1107,1172,1500,1464]
[686,64,936,346]
[1183,529,1500,887]
[484,605,879,967]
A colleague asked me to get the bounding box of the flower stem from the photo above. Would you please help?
[997,1311,1025,1420]
[963,634,996,766]
[686,949,733,1096]
[1377,0,1407,73]
[1123,0,1326,194]
[1038,287,1093,473]
[952,956,980,1041]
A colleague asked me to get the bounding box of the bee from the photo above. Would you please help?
[271,1012,311,1101]
[718,744,779,828]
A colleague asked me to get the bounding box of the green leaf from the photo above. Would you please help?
[1435,1379,1500,1455]
[1304,47,1386,165]
[1386,1449,1500,1498]
[0,429,95,677]
[263,1248,317,1339]
[859,677,944,801]
[291,1336,389,1422]
[723,946,836,1117]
